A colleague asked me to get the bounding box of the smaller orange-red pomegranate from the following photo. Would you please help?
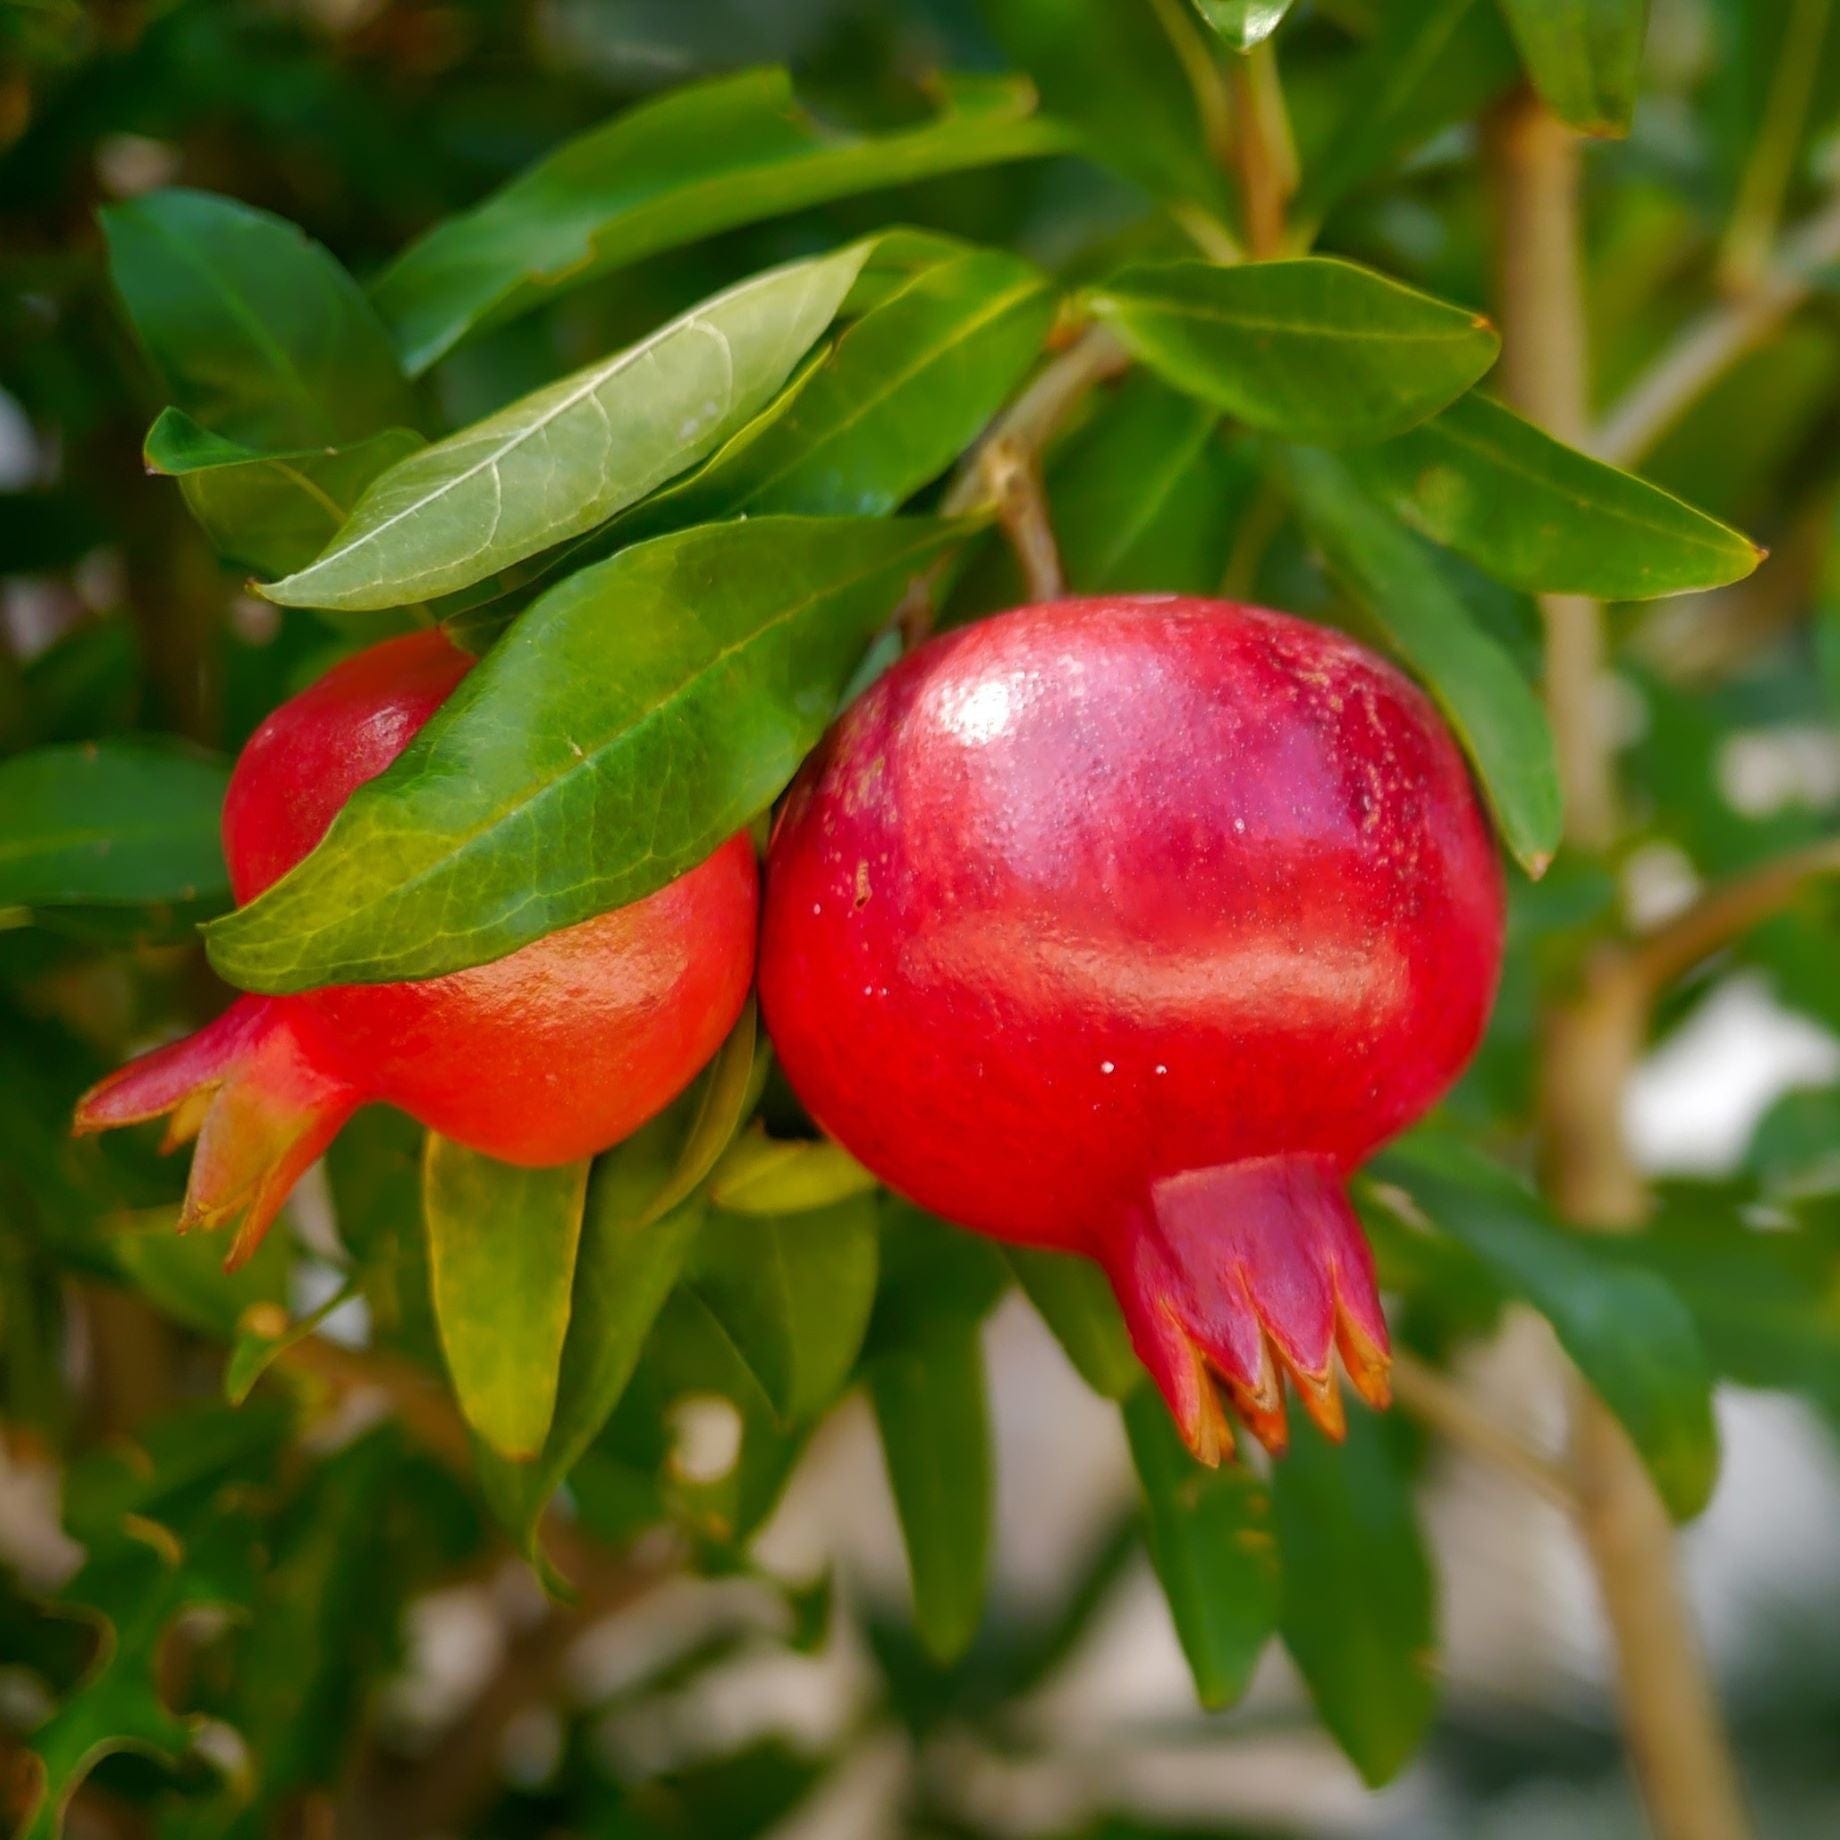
[77,630,757,1265]
[759,597,1503,1461]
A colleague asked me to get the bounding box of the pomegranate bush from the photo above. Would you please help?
[2,5,1837,1838]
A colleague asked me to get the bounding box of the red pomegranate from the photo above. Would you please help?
[77,630,758,1265]
[759,597,1503,1461]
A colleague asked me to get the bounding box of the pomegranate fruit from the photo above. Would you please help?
[759,596,1503,1461]
[77,630,758,1265]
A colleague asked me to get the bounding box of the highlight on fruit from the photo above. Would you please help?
[758,595,1505,1461]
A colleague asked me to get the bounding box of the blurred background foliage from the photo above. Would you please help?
[1,2,1839,1837]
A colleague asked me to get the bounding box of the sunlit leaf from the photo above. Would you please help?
[1190,0,1295,51]
[1090,258,1498,444]
[144,408,424,578]
[1274,442,1563,876]
[1348,392,1760,599]
[209,516,965,993]
[709,1127,878,1215]
[372,68,1070,372]
[264,246,871,611]
[424,1139,589,1460]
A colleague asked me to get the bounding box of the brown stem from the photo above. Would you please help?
[1598,188,1840,466]
[983,437,1066,601]
[1626,837,1840,1000]
[1487,88,1754,1840]
[1229,41,1295,260]
[1391,1350,1579,1513]
[1485,95,1618,851]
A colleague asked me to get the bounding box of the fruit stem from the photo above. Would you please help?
[1487,86,1754,1840]
[982,435,1065,600]
[1390,1350,1578,1515]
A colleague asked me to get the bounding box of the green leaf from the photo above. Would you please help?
[981,0,1231,210]
[709,1127,878,1215]
[423,1138,589,1460]
[0,741,230,908]
[618,243,1055,532]
[1273,1412,1437,1786]
[371,67,1070,373]
[1348,392,1761,599]
[1009,1246,1144,1399]
[208,515,964,993]
[223,1282,356,1407]
[687,1194,879,1424]
[475,1007,759,1570]
[869,1318,991,1662]
[1050,373,1249,595]
[144,408,424,578]
[263,245,871,611]
[1090,258,1499,444]
[1124,1390,1279,1707]
[1497,0,1650,136]
[1294,0,1520,233]
[1191,1,1295,50]
[1273,442,1563,877]
[101,187,414,448]
[1372,1132,1719,1518]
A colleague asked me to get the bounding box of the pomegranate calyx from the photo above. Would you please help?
[75,995,360,1267]
[1103,1155,1392,1465]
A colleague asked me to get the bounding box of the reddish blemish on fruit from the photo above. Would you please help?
[76,630,757,1266]
[759,597,1503,1462]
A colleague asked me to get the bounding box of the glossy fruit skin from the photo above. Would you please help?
[78,629,757,1258]
[760,596,1503,1458]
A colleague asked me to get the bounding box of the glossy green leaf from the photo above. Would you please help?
[1090,258,1499,444]
[709,1127,878,1215]
[1124,1390,1279,1707]
[372,67,1070,373]
[263,246,870,611]
[1498,0,1649,136]
[1010,1246,1144,1400]
[1191,0,1295,50]
[619,243,1055,532]
[1274,442,1563,876]
[101,187,414,447]
[1349,392,1760,599]
[687,1194,879,1423]
[144,408,424,578]
[423,1138,589,1460]
[1373,1132,1719,1518]
[1273,1411,1436,1786]
[870,1318,991,1662]
[0,741,230,908]
[209,515,963,993]
[1051,373,1249,595]
[981,0,1231,210]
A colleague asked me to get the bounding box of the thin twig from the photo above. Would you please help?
[1229,40,1295,259]
[1391,1351,1579,1514]
[1598,188,1840,466]
[1626,837,1840,999]
[1490,85,1756,1840]
[983,437,1066,601]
